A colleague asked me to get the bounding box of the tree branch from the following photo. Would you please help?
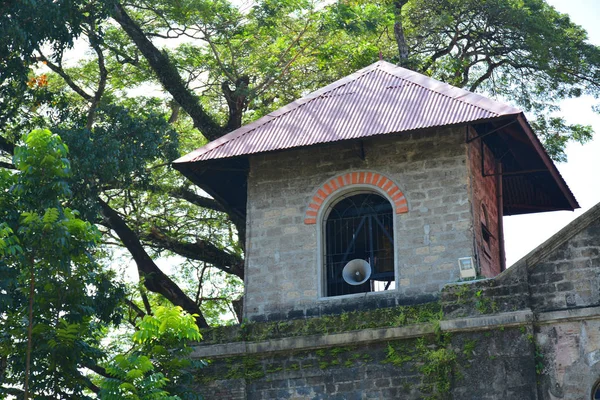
[86,27,108,129]
[393,0,410,66]
[79,372,100,394]
[35,51,93,102]
[111,2,225,141]
[469,59,507,92]
[221,76,249,132]
[98,197,209,328]
[159,185,245,244]
[168,100,180,124]
[0,386,24,398]
[0,136,15,155]
[141,227,244,279]
[124,298,146,319]
[168,186,225,212]
[0,161,15,170]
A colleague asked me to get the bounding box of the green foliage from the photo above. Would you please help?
[462,339,477,357]
[101,354,178,400]
[416,335,457,399]
[0,0,114,133]
[100,306,203,400]
[0,129,124,398]
[532,115,593,162]
[133,306,201,344]
[534,345,545,376]
[385,343,414,367]
[454,285,470,304]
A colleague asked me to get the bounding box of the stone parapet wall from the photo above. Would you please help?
[194,307,540,400]
[528,217,600,312]
[196,203,600,399]
[194,305,600,400]
[441,265,530,319]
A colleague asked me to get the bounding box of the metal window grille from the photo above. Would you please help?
[324,192,394,297]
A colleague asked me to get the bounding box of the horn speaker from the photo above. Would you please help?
[342,259,372,285]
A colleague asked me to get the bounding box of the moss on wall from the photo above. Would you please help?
[201,301,442,345]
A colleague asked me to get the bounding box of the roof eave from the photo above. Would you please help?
[515,113,580,211]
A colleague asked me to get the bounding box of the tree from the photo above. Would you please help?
[0,129,124,398]
[99,306,202,400]
[1,0,599,337]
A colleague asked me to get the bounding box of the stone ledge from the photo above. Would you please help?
[192,306,600,359]
[193,309,532,359]
[191,323,435,359]
[536,305,600,325]
[440,310,533,332]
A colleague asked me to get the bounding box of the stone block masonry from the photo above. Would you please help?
[244,127,478,321]
[528,217,600,312]
[195,203,600,399]
[194,305,540,400]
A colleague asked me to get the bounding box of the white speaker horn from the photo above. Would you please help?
[342,259,372,286]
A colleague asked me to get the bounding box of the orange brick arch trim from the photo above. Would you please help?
[304,171,408,225]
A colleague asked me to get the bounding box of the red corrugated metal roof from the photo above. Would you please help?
[175,61,522,164]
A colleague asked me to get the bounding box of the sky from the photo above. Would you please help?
[503,0,600,265]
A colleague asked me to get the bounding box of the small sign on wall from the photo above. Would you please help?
[458,257,477,279]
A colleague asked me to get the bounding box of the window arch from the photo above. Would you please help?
[304,171,408,225]
[323,191,396,297]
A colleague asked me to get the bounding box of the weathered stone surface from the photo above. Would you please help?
[529,218,600,313]
[451,328,537,400]
[536,319,600,399]
[195,325,546,400]
[245,127,479,321]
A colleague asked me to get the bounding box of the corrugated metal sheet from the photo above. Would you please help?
[174,61,522,164]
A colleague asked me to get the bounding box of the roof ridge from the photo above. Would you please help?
[375,61,521,116]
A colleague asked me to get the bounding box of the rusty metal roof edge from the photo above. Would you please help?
[179,115,518,164]
[172,113,275,164]
[515,113,579,210]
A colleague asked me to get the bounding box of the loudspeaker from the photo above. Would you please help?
[342,259,372,286]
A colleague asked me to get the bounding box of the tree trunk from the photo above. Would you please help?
[222,76,250,133]
[111,2,225,141]
[98,198,209,328]
[394,0,410,67]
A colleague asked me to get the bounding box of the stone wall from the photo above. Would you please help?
[441,203,600,399]
[525,205,600,399]
[244,127,477,321]
[441,265,530,319]
[528,217,600,312]
[196,323,538,400]
[537,316,600,399]
[450,328,537,399]
[198,341,428,400]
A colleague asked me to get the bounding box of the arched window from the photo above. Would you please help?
[323,191,395,297]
